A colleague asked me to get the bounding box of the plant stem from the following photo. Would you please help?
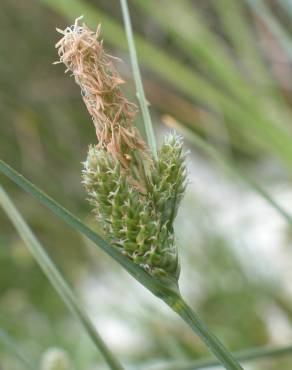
[163,294,244,370]
[0,184,124,370]
[146,344,292,370]
[119,0,157,157]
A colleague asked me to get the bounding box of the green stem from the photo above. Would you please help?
[146,344,292,370]
[0,184,124,370]
[119,0,157,157]
[163,294,244,370]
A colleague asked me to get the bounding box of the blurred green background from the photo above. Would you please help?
[1,0,292,369]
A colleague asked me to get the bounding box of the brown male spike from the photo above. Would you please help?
[55,16,148,168]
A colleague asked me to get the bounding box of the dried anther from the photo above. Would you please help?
[55,17,147,168]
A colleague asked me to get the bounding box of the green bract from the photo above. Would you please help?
[82,132,186,281]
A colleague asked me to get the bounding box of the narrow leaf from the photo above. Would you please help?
[0,329,35,370]
[145,343,292,370]
[119,0,157,156]
[0,184,124,370]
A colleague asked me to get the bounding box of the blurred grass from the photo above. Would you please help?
[41,0,292,166]
[0,329,35,369]
[163,115,292,225]
[1,0,292,369]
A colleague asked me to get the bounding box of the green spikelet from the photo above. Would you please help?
[150,132,187,227]
[82,145,181,279]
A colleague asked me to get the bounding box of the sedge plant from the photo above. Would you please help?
[53,8,243,369]
[1,1,292,369]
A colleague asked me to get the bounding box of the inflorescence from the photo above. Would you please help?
[56,17,187,281]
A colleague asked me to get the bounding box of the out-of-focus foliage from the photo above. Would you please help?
[1,0,292,369]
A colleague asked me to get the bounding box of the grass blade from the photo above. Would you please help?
[247,0,292,61]
[119,0,157,156]
[279,0,292,17]
[146,344,292,370]
[212,0,270,82]
[0,329,35,370]
[0,184,124,370]
[135,0,255,103]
